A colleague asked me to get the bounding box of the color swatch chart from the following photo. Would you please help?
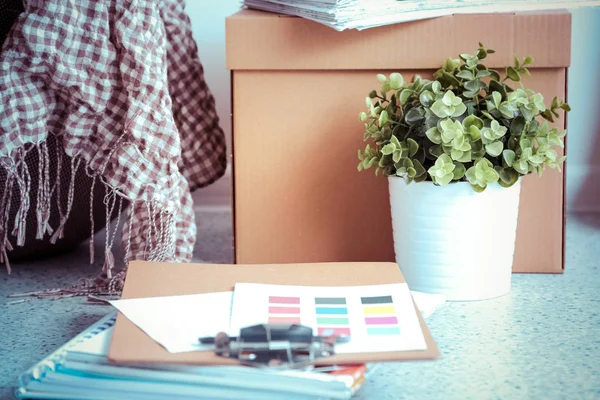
[361,295,400,335]
[230,282,428,354]
[315,297,351,337]
[268,296,301,324]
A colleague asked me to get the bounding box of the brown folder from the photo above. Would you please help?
[108,260,440,365]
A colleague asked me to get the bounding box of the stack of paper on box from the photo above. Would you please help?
[15,261,443,399]
[242,0,600,31]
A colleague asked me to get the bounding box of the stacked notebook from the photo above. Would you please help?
[243,0,600,31]
[16,312,374,400]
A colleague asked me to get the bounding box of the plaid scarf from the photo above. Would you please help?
[0,0,227,295]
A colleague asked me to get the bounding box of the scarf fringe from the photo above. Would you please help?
[0,141,178,291]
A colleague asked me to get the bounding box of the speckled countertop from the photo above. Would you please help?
[1,211,599,400]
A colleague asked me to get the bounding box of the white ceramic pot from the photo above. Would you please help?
[388,177,522,301]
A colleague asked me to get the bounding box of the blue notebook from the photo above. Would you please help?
[15,311,371,400]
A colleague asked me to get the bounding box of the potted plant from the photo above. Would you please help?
[357,43,570,301]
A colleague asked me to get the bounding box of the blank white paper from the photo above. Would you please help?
[110,292,233,353]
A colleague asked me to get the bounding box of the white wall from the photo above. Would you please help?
[185,0,241,207]
[187,4,600,212]
[566,7,600,212]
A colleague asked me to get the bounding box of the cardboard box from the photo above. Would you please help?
[226,9,571,273]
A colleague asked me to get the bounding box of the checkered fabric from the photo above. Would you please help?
[0,0,227,275]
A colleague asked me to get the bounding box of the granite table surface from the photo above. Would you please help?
[1,211,599,400]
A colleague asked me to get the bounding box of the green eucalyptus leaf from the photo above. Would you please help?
[400,89,412,104]
[419,90,435,107]
[528,119,540,134]
[426,127,442,144]
[414,147,426,164]
[450,148,463,161]
[560,103,571,112]
[381,143,396,155]
[489,80,507,100]
[429,144,443,158]
[407,138,419,157]
[536,164,544,176]
[523,56,534,66]
[481,110,494,120]
[558,129,567,139]
[506,67,521,82]
[466,56,479,68]
[520,137,532,151]
[389,73,404,90]
[491,91,502,108]
[463,115,484,130]
[413,74,423,87]
[442,71,461,87]
[453,162,466,180]
[541,109,555,122]
[456,70,475,80]
[437,173,454,185]
[510,116,526,136]
[430,101,446,119]
[503,149,516,167]
[464,100,477,116]
[489,69,501,82]
[413,159,426,177]
[451,133,464,149]
[468,125,482,141]
[378,155,388,168]
[431,81,442,94]
[390,135,401,147]
[537,121,550,137]
[498,170,519,188]
[405,107,425,125]
[513,160,529,174]
[529,154,545,165]
[414,173,427,183]
[499,102,516,119]
[464,79,477,91]
[379,110,389,126]
[457,150,471,163]
[519,106,534,121]
[496,166,509,184]
[549,135,564,148]
[381,82,391,93]
[453,102,467,117]
[476,69,491,79]
[485,141,504,157]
